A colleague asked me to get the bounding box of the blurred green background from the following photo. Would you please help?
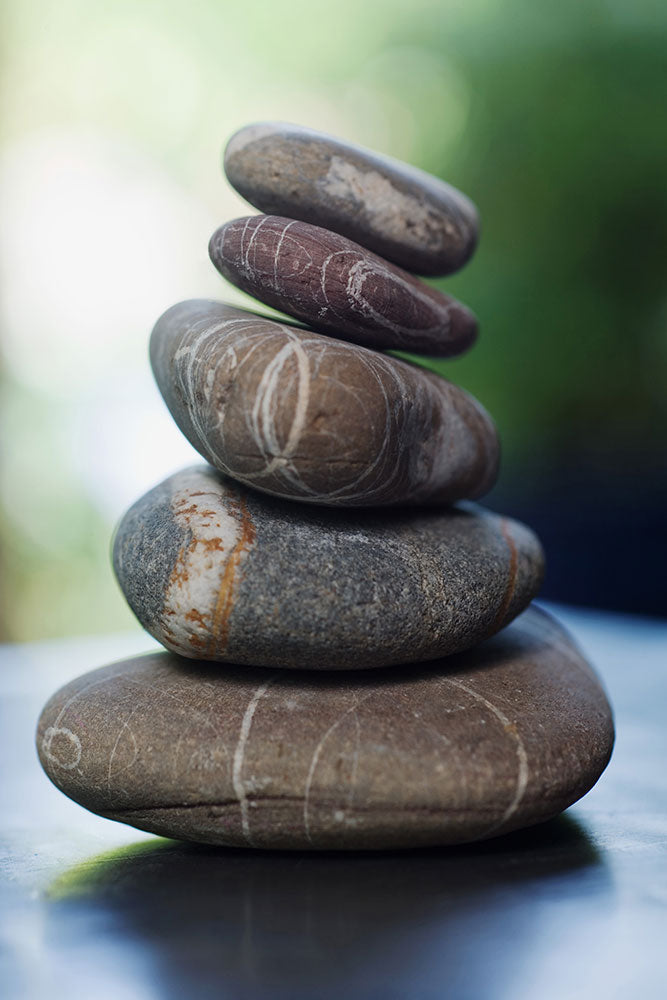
[1,0,665,641]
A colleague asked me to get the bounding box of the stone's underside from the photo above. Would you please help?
[209,215,477,356]
[36,607,614,850]
[112,465,544,668]
[224,121,479,277]
[149,300,499,508]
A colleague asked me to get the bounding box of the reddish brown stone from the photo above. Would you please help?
[150,300,498,507]
[209,216,476,356]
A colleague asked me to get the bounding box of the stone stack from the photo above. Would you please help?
[37,123,614,849]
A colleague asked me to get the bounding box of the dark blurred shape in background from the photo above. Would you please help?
[420,0,667,615]
[0,0,665,639]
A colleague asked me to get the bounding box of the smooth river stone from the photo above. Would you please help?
[112,464,544,668]
[150,300,498,507]
[208,216,477,356]
[36,607,614,850]
[224,122,479,277]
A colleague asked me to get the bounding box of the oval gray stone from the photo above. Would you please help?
[224,122,479,276]
[112,465,544,668]
[208,216,477,356]
[150,300,499,507]
[36,607,614,850]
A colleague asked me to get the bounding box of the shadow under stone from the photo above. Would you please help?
[45,814,611,1000]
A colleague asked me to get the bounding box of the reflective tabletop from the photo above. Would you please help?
[1,605,665,999]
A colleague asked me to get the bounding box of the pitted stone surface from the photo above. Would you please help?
[112,465,544,668]
[224,122,479,276]
[150,300,498,507]
[209,216,477,356]
[36,607,614,850]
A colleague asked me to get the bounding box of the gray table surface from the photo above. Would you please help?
[1,603,665,1000]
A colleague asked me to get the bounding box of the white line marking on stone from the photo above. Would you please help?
[42,727,82,771]
[166,303,482,505]
[273,218,298,287]
[107,707,141,791]
[444,677,529,836]
[232,682,272,846]
[303,691,376,844]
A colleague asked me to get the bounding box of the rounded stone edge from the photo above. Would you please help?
[207,215,479,358]
[148,300,500,508]
[110,466,543,668]
[223,121,480,277]
[34,608,615,851]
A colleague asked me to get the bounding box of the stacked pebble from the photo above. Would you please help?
[37,123,614,850]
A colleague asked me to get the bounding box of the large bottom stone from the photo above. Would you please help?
[36,607,613,850]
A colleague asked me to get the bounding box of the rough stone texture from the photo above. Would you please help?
[224,122,479,277]
[112,465,544,668]
[209,216,477,356]
[36,607,614,850]
[150,300,499,507]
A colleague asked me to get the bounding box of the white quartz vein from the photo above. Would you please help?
[443,677,529,836]
[232,682,272,846]
[303,691,376,844]
[163,305,488,505]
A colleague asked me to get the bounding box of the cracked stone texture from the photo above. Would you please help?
[36,606,614,850]
[150,300,499,507]
[223,121,479,277]
[209,215,477,356]
[112,465,544,668]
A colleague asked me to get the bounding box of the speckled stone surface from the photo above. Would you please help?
[150,300,499,507]
[36,607,614,850]
[224,122,479,276]
[112,464,544,668]
[208,216,477,356]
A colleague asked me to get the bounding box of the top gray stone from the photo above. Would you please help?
[224,122,479,276]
